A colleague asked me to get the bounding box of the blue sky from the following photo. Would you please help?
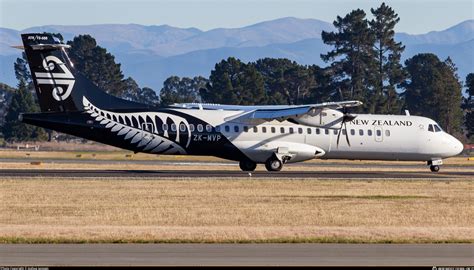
[1,0,473,33]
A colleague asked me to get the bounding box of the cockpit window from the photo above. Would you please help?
[434,125,442,132]
[428,124,434,132]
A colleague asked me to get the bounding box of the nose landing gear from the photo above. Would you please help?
[430,165,440,172]
[428,159,443,172]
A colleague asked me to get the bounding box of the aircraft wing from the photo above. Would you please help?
[171,100,362,122]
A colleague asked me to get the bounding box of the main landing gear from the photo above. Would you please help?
[428,159,443,172]
[239,159,257,171]
[265,158,283,172]
[238,155,287,172]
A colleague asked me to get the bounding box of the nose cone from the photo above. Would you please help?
[446,136,464,157]
[453,138,464,155]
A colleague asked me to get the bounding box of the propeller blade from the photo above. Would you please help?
[336,125,342,148]
[344,121,351,147]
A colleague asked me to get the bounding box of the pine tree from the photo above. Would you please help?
[403,54,463,134]
[67,35,127,97]
[440,58,463,134]
[14,54,31,83]
[368,2,406,114]
[2,80,46,141]
[254,58,316,105]
[321,9,375,112]
[200,57,266,105]
[462,73,473,138]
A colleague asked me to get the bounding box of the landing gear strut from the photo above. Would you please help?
[430,165,440,172]
[265,158,283,172]
[428,159,442,173]
[239,159,257,171]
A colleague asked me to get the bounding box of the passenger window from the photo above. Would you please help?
[206,125,212,132]
[253,127,258,133]
[316,129,320,135]
[171,124,177,132]
[342,129,346,135]
[262,127,267,133]
[350,129,355,135]
[289,128,294,134]
[324,129,329,135]
[367,129,372,136]
[244,126,248,132]
[333,129,338,135]
[234,126,239,132]
[434,125,441,132]
[271,127,276,133]
[224,125,230,132]
[162,124,168,131]
[197,124,204,132]
[385,130,391,136]
[376,130,382,136]
[359,129,364,136]
[307,128,311,134]
[298,128,303,134]
[180,123,186,132]
[280,127,285,133]
[189,124,195,132]
[428,124,434,132]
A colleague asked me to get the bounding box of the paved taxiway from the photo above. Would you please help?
[1,168,472,178]
[1,244,473,266]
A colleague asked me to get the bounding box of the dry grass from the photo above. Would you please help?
[0,149,222,162]
[0,177,472,243]
[1,149,472,166]
[0,160,472,174]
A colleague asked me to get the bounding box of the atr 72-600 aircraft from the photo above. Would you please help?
[16,33,463,172]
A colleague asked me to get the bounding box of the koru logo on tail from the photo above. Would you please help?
[35,56,75,101]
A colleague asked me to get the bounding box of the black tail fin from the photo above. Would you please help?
[21,33,147,112]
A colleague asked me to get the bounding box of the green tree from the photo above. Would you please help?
[254,58,316,105]
[403,54,463,134]
[2,80,46,141]
[200,57,266,105]
[368,2,406,114]
[466,73,474,98]
[159,76,207,106]
[321,9,375,111]
[122,77,159,106]
[14,53,31,83]
[67,35,127,97]
[462,73,473,138]
[307,66,337,103]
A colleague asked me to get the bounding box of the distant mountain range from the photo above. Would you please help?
[0,17,472,91]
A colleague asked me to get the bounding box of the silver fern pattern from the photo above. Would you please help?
[83,97,189,154]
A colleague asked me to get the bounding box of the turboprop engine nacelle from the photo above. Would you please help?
[290,108,344,129]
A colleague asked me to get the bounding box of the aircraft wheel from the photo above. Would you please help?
[430,165,440,172]
[265,158,283,172]
[239,159,257,171]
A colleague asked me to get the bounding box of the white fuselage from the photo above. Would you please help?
[173,108,463,164]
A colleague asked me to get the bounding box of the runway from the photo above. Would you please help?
[1,168,472,178]
[1,244,472,266]
[1,157,471,168]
